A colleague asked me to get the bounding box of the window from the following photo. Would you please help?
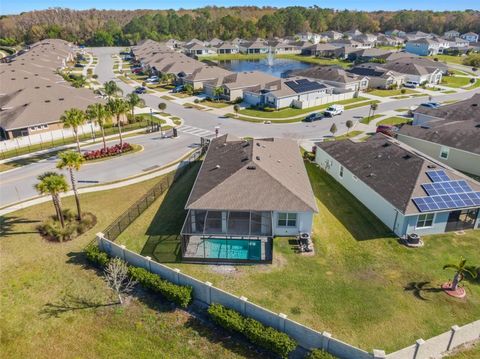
[440,146,449,159]
[416,213,434,229]
[278,213,297,227]
[339,165,344,178]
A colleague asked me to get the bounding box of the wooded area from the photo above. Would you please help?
[0,7,479,46]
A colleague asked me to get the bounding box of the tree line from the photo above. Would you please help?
[1,7,479,46]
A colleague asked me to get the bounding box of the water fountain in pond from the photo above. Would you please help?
[267,46,275,66]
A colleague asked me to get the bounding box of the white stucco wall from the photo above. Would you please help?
[272,211,314,236]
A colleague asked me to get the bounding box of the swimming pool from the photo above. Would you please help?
[205,238,262,260]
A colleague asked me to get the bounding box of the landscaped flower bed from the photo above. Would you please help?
[83,143,133,160]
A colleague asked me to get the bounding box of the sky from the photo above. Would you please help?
[0,0,478,15]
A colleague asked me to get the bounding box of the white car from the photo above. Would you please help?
[324,105,344,117]
[146,76,160,83]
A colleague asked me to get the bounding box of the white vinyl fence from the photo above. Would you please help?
[96,233,479,359]
[292,92,355,109]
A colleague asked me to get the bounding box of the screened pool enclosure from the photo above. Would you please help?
[181,210,273,263]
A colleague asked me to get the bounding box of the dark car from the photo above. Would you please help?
[376,125,397,137]
[74,63,84,68]
[420,102,440,109]
[134,86,147,94]
[303,112,324,122]
[172,85,184,93]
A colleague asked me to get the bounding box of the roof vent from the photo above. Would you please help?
[367,173,376,177]
[427,164,436,168]
[46,85,51,88]
[34,86,40,89]
[45,100,51,103]
[472,103,478,107]
[247,165,256,170]
[382,142,390,147]
[256,142,260,146]
[242,142,249,147]
[403,154,411,160]
[256,156,260,160]
[59,98,64,101]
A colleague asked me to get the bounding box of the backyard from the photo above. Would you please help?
[115,161,480,353]
[0,172,257,359]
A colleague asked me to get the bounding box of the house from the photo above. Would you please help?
[376,34,404,47]
[0,39,101,140]
[344,29,362,39]
[184,43,214,56]
[347,48,393,62]
[445,37,470,54]
[330,38,370,49]
[381,57,444,84]
[244,77,335,109]
[461,32,479,43]
[405,31,432,41]
[180,134,318,263]
[203,71,279,102]
[215,42,239,54]
[348,63,404,89]
[239,40,269,54]
[291,66,369,92]
[183,66,233,90]
[295,32,323,44]
[405,38,444,56]
[396,94,480,176]
[301,43,343,58]
[268,40,301,54]
[315,134,480,237]
[353,33,378,44]
[444,30,460,39]
[385,29,406,38]
[320,31,343,41]
[207,38,223,47]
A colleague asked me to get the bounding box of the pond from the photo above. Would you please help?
[217,57,314,78]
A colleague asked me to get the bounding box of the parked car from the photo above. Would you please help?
[172,85,184,93]
[146,76,160,83]
[303,112,325,122]
[403,81,419,88]
[264,120,272,124]
[324,105,344,117]
[376,124,397,137]
[74,63,84,68]
[134,86,147,94]
[131,67,143,74]
[420,102,440,109]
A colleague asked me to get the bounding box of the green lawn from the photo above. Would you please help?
[238,97,368,119]
[377,116,413,126]
[333,130,363,140]
[116,162,480,353]
[201,100,231,108]
[445,343,480,358]
[442,76,472,88]
[368,89,418,97]
[464,79,480,90]
[0,171,256,359]
[360,114,383,124]
[428,55,465,65]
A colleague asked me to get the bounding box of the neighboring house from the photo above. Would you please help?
[347,48,393,62]
[244,77,334,109]
[291,66,369,91]
[315,134,480,237]
[215,42,239,54]
[405,38,444,56]
[376,34,404,47]
[348,63,404,89]
[204,71,279,101]
[184,43,214,56]
[181,134,318,263]
[381,58,444,84]
[295,32,323,44]
[396,94,480,176]
[207,38,223,47]
[405,31,432,41]
[385,29,406,38]
[239,40,269,54]
[445,37,470,53]
[0,39,101,140]
[183,66,233,90]
[444,30,460,39]
[344,29,362,39]
[461,32,479,43]
[353,33,378,44]
[268,41,302,54]
[301,43,343,58]
[330,38,370,49]
[320,31,343,41]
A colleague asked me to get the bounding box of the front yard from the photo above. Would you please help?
[116,162,480,353]
[441,76,472,88]
[368,89,419,97]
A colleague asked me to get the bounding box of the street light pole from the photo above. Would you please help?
[215,126,219,138]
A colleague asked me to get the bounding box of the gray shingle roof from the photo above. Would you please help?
[186,135,318,212]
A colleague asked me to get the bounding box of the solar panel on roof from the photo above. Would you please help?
[426,170,450,182]
[412,191,480,212]
[421,180,473,196]
[284,80,325,93]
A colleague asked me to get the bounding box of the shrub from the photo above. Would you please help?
[263,106,275,112]
[83,143,133,160]
[244,318,297,358]
[307,349,337,359]
[36,211,96,242]
[92,74,98,79]
[208,304,246,333]
[207,304,297,359]
[400,88,406,94]
[128,267,192,308]
[85,244,111,267]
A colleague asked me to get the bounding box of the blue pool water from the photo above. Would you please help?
[205,239,261,260]
[218,58,314,78]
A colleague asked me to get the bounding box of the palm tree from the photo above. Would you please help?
[443,257,477,291]
[126,92,145,120]
[35,172,69,228]
[233,104,240,118]
[86,103,110,150]
[57,151,85,221]
[103,80,123,99]
[369,103,378,119]
[183,83,194,95]
[61,108,86,153]
[346,120,353,134]
[107,98,129,147]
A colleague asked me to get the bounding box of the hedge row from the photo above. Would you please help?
[84,244,192,308]
[208,303,297,358]
[307,349,337,359]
